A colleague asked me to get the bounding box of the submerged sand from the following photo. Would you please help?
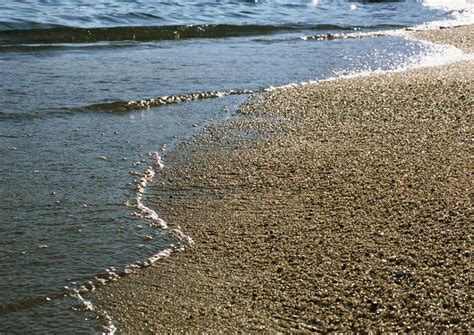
[91,26,473,332]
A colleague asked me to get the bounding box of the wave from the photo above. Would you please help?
[0,89,258,122]
[87,89,259,112]
[0,89,256,124]
[0,23,405,46]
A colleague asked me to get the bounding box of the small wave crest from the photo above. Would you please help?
[88,89,258,112]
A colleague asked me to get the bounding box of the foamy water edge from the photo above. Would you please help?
[69,152,194,334]
[83,10,473,332]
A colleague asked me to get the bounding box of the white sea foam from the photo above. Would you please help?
[417,0,474,28]
[131,152,193,248]
[64,151,194,333]
[147,247,174,264]
[123,150,194,272]
[406,39,474,67]
[71,289,117,335]
[115,151,194,280]
[423,0,474,14]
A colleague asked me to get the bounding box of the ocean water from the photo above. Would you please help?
[0,0,473,333]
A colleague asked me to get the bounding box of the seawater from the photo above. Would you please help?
[0,0,473,333]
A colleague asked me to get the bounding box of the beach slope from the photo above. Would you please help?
[91,26,473,332]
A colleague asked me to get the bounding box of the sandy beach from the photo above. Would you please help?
[91,26,473,332]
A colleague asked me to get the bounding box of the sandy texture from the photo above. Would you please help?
[91,28,473,333]
[411,25,474,52]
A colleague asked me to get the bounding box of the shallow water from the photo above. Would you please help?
[0,0,473,333]
[0,0,450,30]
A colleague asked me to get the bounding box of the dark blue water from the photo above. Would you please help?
[0,0,453,30]
[0,1,473,333]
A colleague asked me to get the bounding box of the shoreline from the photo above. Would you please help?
[411,25,474,53]
[90,25,473,332]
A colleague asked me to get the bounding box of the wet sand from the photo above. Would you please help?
[91,26,473,332]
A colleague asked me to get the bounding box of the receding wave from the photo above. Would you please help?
[0,89,259,121]
[87,89,259,112]
[0,23,406,46]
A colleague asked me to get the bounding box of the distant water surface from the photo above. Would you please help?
[0,0,473,333]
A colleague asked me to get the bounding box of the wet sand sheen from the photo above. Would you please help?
[91,26,473,332]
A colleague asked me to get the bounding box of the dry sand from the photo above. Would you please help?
[91,26,473,333]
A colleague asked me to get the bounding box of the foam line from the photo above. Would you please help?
[71,289,117,335]
[64,152,194,333]
[131,151,193,248]
[88,89,257,112]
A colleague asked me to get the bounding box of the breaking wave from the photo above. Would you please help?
[87,89,258,112]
